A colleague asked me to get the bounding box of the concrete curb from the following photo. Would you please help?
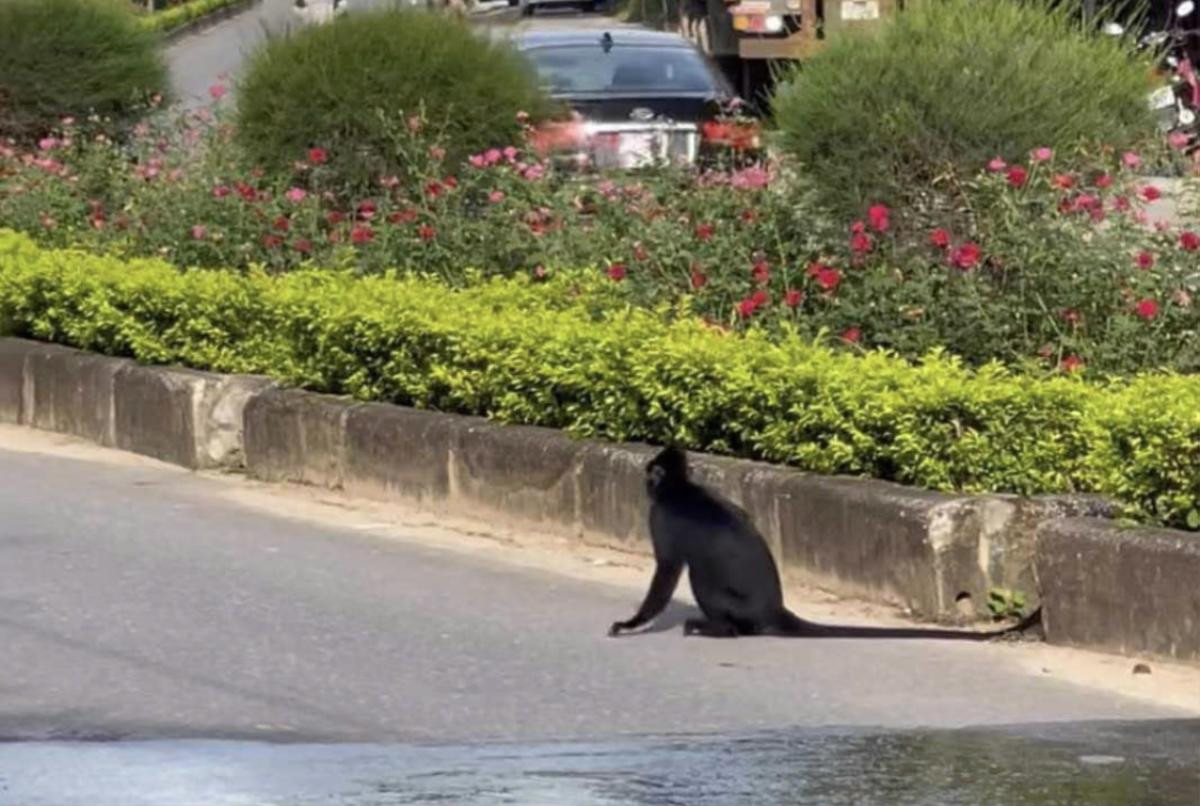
[239,384,1114,620]
[1036,518,1200,662]
[0,337,1194,661]
[0,340,273,470]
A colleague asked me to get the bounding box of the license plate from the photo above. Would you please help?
[841,0,879,20]
[617,133,659,168]
[1149,85,1176,110]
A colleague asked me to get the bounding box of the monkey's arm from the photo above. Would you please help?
[608,560,683,636]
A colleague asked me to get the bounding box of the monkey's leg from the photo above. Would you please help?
[683,617,739,638]
[608,560,683,636]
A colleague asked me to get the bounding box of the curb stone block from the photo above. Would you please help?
[342,403,462,504]
[448,420,583,530]
[244,388,358,488]
[1036,517,1200,661]
[575,442,658,547]
[0,339,31,424]
[27,345,131,447]
[113,364,273,470]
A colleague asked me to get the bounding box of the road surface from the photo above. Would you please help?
[0,426,1198,803]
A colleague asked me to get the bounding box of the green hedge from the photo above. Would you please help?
[1,229,1197,530]
[138,0,246,33]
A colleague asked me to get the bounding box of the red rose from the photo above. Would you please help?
[850,233,873,254]
[929,228,951,249]
[272,215,290,232]
[815,267,842,291]
[695,223,715,242]
[1052,174,1075,190]
[1140,185,1162,202]
[1060,355,1084,372]
[867,204,890,233]
[1181,231,1200,251]
[292,238,312,254]
[350,225,374,244]
[1136,251,1155,270]
[1135,298,1159,320]
[784,288,804,307]
[841,327,862,344]
[1007,166,1028,188]
[751,259,770,285]
[690,267,708,290]
[308,147,328,165]
[418,224,436,242]
[951,242,982,270]
[607,263,627,281]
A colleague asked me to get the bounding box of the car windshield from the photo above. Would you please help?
[522,44,719,94]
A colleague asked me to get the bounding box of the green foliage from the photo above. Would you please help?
[138,0,245,33]
[2,227,1199,530]
[771,0,1156,222]
[5,110,1199,377]
[234,8,554,189]
[987,588,1028,620]
[0,0,168,143]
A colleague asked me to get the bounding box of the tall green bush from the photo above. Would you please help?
[234,8,554,190]
[2,228,1198,530]
[771,0,1156,221]
[0,0,167,142]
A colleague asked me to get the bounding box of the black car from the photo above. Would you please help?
[512,28,760,170]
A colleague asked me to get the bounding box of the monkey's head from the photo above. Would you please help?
[645,445,688,498]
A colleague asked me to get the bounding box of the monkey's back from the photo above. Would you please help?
[650,483,786,619]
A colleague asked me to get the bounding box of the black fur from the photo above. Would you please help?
[608,446,1042,640]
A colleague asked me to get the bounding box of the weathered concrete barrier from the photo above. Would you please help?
[1,336,1195,661]
[237,386,1111,620]
[1037,518,1200,662]
[0,339,272,469]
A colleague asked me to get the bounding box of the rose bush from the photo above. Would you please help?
[2,101,1199,375]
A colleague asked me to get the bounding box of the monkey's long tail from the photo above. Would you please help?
[771,607,1042,641]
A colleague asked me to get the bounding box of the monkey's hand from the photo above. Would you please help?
[607,621,629,637]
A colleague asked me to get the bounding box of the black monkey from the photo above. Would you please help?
[608,446,1042,640]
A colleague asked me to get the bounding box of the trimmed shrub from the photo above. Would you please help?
[138,0,245,33]
[771,0,1156,222]
[0,0,168,142]
[1,228,1198,530]
[234,8,554,190]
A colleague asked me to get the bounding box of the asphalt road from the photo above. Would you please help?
[1,438,1195,746]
